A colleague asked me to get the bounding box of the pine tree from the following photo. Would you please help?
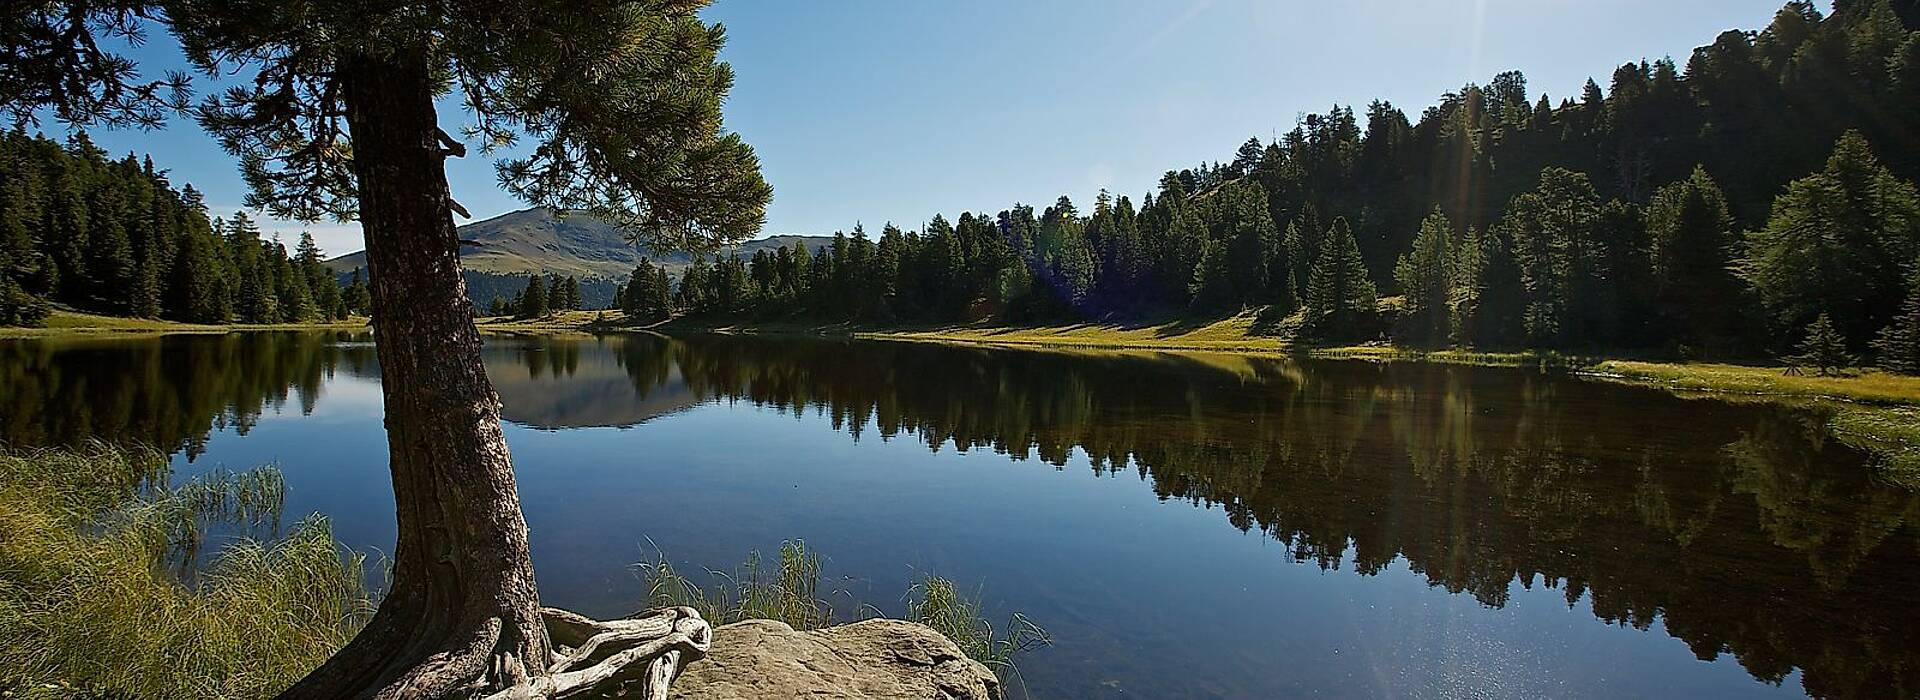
[517,274,550,319]
[272,240,313,321]
[1394,209,1454,345]
[621,263,652,318]
[169,211,226,322]
[1745,131,1920,348]
[1874,269,1920,374]
[1792,313,1854,375]
[1304,218,1378,340]
[341,268,371,318]
[83,181,136,312]
[8,7,773,692]
[1500,167,1604,348]
[1648,167,1739,350]
[225,213,277,323]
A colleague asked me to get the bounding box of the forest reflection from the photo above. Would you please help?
[517,332,1920,699]
[1,331,1915,697]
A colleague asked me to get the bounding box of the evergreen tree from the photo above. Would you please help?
[1394,209,1454,345]
[4,5,772,694]
[621,263,652,318]
[0,275,49,326]
[1745,131,1920,348]
[1304,218,1378,340]
[225,213,275,323]
[1874,269,1920,374]
[1452,226,1525,347]
[271,239,313,321]
[516,274,549,319]
[651,267,673,317]
[341,268,371,318]
[1648,167,1740,349]
[169,193,228,323]
[1500,168,1605,348]
[1791,312,1854,375]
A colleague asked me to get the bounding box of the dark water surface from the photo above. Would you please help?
[3,331,1917,699]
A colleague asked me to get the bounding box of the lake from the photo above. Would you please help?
[2,331,1916,698]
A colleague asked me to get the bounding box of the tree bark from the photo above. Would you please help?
[276,49,551,699]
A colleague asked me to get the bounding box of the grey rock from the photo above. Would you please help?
[669,619,1001,699]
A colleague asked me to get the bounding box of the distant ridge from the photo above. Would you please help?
[324,207,830,280]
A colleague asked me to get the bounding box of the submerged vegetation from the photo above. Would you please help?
[0,442,371,699]
[640,540,1049,675]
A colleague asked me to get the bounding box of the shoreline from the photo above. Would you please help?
[0,310,370,340]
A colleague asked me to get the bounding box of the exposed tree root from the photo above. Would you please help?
[479,606,711,700]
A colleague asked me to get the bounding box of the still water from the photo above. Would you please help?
[2,331,1917,698]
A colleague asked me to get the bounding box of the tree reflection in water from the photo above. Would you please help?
[2,331,1914,697]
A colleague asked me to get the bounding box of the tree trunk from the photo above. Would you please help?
[276,48,710,700]
[277,49,550,699]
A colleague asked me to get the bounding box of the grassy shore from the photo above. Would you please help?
[0,310,369,339]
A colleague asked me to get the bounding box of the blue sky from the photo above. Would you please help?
[60,0,1801,257]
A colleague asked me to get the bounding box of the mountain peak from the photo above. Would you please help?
[326,208,828,279]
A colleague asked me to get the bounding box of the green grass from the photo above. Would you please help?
[0,442,372,699]
[639,540,1049,676]
[905,574,1050,677]
[642,539,833,631]
[0,310,368,340]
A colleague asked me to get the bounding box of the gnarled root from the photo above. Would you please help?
[482,606,712,700]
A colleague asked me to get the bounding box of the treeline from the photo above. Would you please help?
[487,273,584,319]
[620,1,1920,369]
[0,130,370,326]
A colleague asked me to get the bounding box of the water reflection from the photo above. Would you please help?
[2,331,1916,698]
[0,332,375,459]
[492,333,1920,699]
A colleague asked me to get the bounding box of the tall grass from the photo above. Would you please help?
[639,541,1049,677]
[641,539,833,631]
[0,441,372,699]
[905,575,1050,675]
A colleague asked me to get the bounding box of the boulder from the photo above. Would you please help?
[668,618,1001,700]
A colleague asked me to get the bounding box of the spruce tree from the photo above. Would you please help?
[1792,313,1854,375]
[621,263,652,318]
[340,268,371,318]
[517,274,550,319]
[272,240,313,321]
[561,275,580,311]
[1394,209,1454,345]
[1875,270,1920,374]
[1745,132,1920,347]
[1304,218,1378,340]
[1648,167,1739,350]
